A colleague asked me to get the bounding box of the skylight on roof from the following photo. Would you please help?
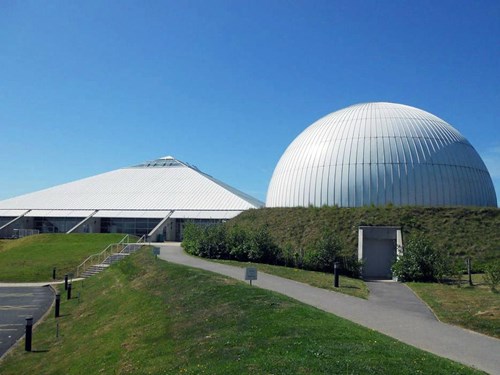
[132,157,185,168]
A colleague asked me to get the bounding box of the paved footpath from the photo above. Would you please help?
[156,243,500,375]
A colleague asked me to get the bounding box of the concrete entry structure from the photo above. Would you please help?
[358,226,402,279]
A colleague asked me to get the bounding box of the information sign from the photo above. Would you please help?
[245,267,258,285]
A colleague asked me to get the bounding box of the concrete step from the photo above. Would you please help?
[79,244,142,278]
[80,264,109,278]
[102,253,129,265]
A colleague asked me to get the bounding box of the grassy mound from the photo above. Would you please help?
[231,206,499,266]
[0,249,482,374]
[0,233,131,282]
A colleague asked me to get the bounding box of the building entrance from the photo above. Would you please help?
[358,226,402,280]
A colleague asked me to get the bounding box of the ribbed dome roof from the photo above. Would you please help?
[266,102,497,207]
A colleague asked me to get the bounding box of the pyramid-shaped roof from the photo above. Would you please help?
[0,156,262,219]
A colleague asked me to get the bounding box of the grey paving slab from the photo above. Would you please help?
[0,286,54,358]
[155,242,500,375]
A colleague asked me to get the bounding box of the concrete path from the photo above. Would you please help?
[0,286,54,358]
[155,242,500,375]
[0,279,82,288]
[365,280,437,320]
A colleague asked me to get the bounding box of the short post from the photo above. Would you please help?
[467,258,473,286]
[64,274,68,290]
[334,262,340,288]
[67,283,72,300]
[55,293,61,318]
[52,267,56,280]
[25,317,33,352]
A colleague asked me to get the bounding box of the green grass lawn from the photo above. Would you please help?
[0,233,132,282]
[210,258,369,299]
[0,249,483,374]
[408,275,500,339]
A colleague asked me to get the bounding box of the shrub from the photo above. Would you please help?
[182,222,204,255]
[249,226,280,264]
[483,261,500,292]
[303,231,342,272]
[227,226,251,261]
[392,235,450,282]
[199,225,228,259]
[183,222,360,275]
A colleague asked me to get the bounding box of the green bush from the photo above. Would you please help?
[182,221,361,276]
[392,235,450,282]
[182,222,203,255]
[483,261,500,291]
[183,223,281,264]
[303,231,342,272]
[227,225,252,261]
[182,222,228,259]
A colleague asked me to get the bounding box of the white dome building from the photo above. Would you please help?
[267,102,497,208]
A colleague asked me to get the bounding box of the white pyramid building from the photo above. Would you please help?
[0,156,262,240]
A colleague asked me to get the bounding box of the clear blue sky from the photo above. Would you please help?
[1,0,499,204]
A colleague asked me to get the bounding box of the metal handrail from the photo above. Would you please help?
[119,235,147,255]
[76,234,129,277]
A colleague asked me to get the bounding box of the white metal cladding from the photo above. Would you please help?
[266,102,497,208]
[0,209,29,217]
[93,210,173,219]
[25,210,95,218]
[170,210,242,219]
[0,157,263,214]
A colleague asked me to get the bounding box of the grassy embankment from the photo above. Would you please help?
[408,275,499,339]
[0,248,482,374]
[211,258,368,299]
[0,233,132,282]
[231,206,499,266]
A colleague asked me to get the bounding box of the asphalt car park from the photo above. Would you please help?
[0,286,54,358]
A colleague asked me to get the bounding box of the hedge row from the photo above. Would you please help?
[182,222,361,276]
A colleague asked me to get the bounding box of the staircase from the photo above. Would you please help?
[77,236,146,278]
[80,264,110,278]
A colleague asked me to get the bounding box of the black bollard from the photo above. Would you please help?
[67,283,72,300]
[25,317,33,352]
[55,293,61,318]
[64,274,68,290]
[334,262,340,288]
[52,267,56,280]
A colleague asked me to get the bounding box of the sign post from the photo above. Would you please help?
[245,267,258,286]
